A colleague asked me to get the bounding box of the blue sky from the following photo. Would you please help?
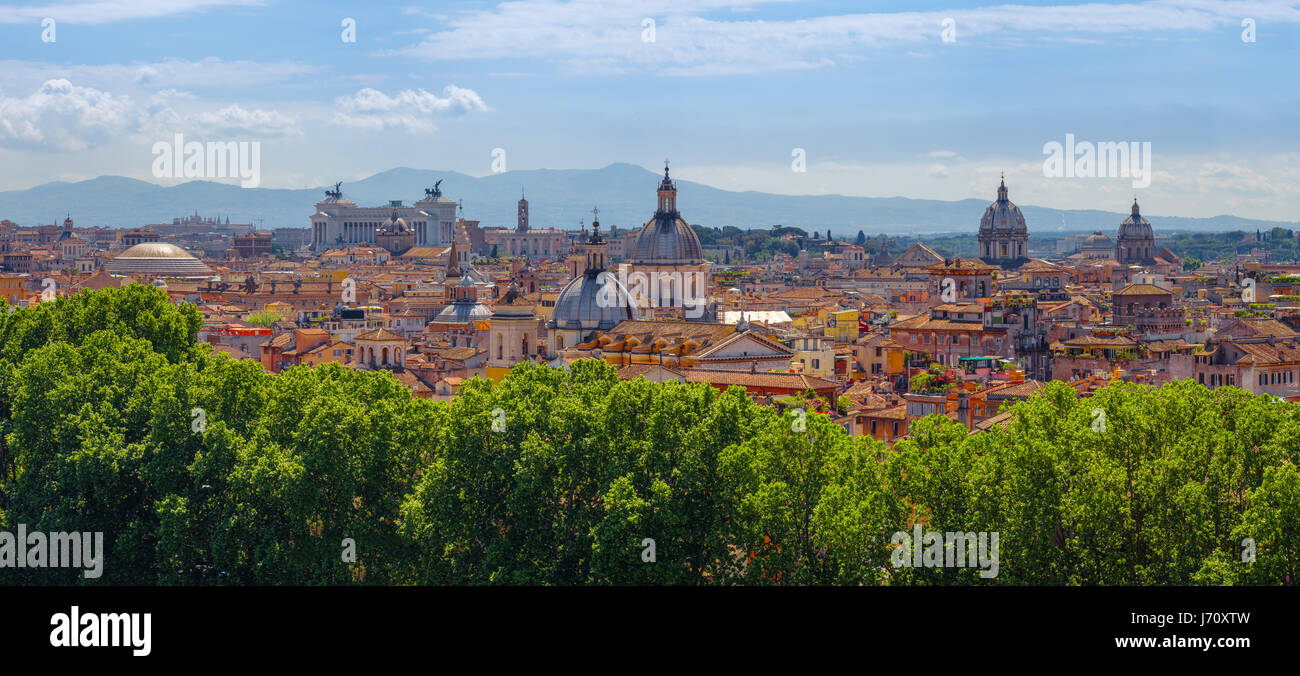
[0,0,1298,220]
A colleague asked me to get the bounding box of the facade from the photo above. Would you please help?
[486,287,543,380]
[374,212,416,255]
[481,191,567,259]
[977,177,1030,268]
[1112,282,1184,337]
[233,231,273,258]
[310,184,456,251]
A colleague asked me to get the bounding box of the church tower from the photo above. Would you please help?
[517,189,529,233]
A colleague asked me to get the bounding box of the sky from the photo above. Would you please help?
[0,0,1299,220]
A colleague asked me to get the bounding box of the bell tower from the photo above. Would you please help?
[517,189,529,233]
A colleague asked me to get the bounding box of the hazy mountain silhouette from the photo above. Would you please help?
[1,163,1291,235]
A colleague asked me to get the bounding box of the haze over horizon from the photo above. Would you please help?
[1,1,1299,220]
[4,162,1296,234]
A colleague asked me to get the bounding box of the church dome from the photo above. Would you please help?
[629,163,704,263]
[435,300,492,322]
[1117,200,1153,239]
[381,213,411,234]
[979,178,1027,234]
[547,271,637,332]
[106,242,212,276]
[632,215,703,262]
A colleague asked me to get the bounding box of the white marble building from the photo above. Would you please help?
[310,183,457,252]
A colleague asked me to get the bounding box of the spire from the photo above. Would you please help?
[1132,198,1140,216]
[657,158,677,214]
[445,238,460,278]
[997,174,1008,202]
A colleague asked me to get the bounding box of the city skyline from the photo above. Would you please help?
[0,0,1299,220]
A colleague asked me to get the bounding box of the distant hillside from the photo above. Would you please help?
[1,163,1294,235]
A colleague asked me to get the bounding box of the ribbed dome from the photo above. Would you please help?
[106,242,211,276]
[119,242,194,258]
[979,179,1027,234]
[547,271,637,332]
[631,214,703,262]
[435,300,492,323]
[1117,200,1153,239]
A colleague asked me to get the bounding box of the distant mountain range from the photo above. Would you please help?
[1,163,1293,236]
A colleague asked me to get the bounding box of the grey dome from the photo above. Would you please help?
[631,214,703,262]
[106,242,212,277]
[979,179,1027,234]
[1117,200,1153,239]
[436,299,492,322]
[547,271,637,331]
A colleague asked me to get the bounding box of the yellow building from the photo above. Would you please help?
[0,275,25,305]
[823,308,860,343]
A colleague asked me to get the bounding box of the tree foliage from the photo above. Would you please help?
[1,285,1297,585]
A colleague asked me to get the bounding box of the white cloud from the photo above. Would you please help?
[0,79,301,151]
[0,58,320,95]
[0,79,139,151]
[194,104,300,138]
[0,0,263,25]
[395,0,1300,75]
[332,86,489,133]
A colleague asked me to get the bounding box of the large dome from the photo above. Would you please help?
[1117,200,1153,239]
[106,242,212,276]
[979,178,1027,234]
[547,271,637,332]
[631,214,703,262]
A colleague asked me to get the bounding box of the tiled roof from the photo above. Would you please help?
[1114,283,1172,296]
[683,370,839,391]
[355,328,407,342]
